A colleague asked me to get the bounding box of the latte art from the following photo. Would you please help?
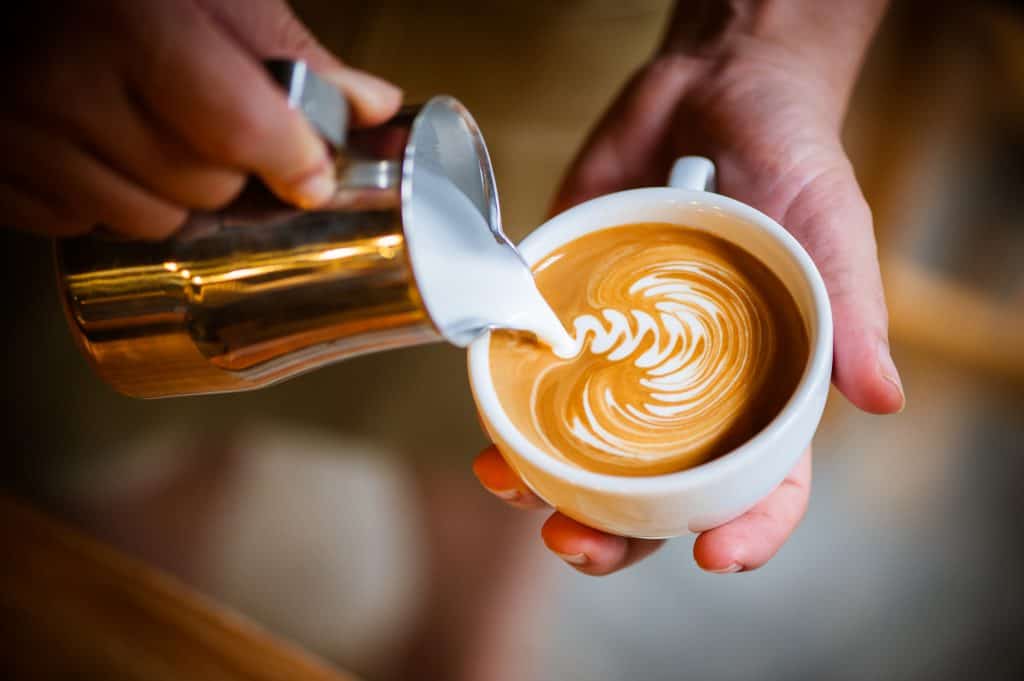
[561,257,778,464]
[490,224,808,476]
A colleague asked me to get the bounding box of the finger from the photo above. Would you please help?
[541,513,665,576]
[7,17,249,215]
[551,55,699,215]
[320,69,404,128]
[693,447,812,573]
[65,150,186,240]
[199,0,403,126]
[126,1,334,209]
[0,119,184,239]
[780,159,905,414]
[61,78,247,212]
[0,180,90,237]
[471,446,547,510]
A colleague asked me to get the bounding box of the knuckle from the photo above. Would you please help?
[188,171,246,210]
[269,9,317,58]
[148,207,187,240]
[122,203,186,241]
[209,96,277,164]
[644,53,697,81]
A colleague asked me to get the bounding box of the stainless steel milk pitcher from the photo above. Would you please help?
[55,60,513,398]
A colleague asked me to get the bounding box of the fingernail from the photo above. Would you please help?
[490,488,521,502]
[877,340,905,412]
[292,165,335,209]
[554,551,588,566]
[707,563,743,574]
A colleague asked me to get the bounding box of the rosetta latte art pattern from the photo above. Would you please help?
[560,258,776,467]
[490,224,809,477]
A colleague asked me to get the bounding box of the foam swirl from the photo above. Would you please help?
[489,224,808,476]
[558,259,775,467]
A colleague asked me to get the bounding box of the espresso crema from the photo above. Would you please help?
[489,223,809,476]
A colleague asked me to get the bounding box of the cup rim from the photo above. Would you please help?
[468,186,833,494]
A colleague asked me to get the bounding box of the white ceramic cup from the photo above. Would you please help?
[468,157,833,539]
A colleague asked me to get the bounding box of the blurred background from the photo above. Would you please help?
[2,1,1023,679]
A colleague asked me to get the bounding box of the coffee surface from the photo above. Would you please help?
[489,223,809,476]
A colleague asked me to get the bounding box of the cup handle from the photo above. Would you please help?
[668,156,716,192]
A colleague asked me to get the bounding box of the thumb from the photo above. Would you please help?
[778,156,905,414]
[201,0,402,126]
